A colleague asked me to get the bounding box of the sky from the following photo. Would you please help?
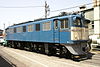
[0,0,92,30]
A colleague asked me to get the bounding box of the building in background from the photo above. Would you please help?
[84,8,94,35]
[82,0,100,48]
[0,29,3,36]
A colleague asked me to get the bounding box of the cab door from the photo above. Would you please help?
[53,19,60,43]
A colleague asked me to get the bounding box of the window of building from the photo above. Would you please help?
[43,22,51,31]
[60,19,68,29]
[28,24,33,32]
[36,24,40,31]
[0,32,1,34]
[92,21,94,29]
[17,27,22,33]
[23,26,26,32]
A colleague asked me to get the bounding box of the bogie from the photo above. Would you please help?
[7,41,74,59]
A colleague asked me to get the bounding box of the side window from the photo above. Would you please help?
[23,26,26,32]
[43,22,51,31]
[17,27,22,33]
[60,19,68,29]
[28,24,33,32]
[61,21,64,28]
[65,19,68,28]
[14,28,16,33]
[9,28,13,33]
[36,24,40,31]
[54,20,58,29]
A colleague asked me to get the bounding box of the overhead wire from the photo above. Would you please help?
[0,2,94,10]
[0,2,92,8]
[50,2,93,12]
[0,6,44,8]
[0,1,98,18]
[36,2,94,18]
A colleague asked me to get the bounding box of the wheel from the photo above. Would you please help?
[60,46,67,57]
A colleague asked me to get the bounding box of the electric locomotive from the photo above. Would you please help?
[5,12,90,59]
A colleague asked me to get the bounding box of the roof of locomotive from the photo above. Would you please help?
[7,14,81,28]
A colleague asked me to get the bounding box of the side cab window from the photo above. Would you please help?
[60,18,69,29]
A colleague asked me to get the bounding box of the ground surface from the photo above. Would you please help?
[0,46,100,67]
[0,56,13,67]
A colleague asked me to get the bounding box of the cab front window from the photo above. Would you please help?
[73,17,81,26]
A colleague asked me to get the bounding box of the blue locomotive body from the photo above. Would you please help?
[6,14,90,59]
[7,16,72,44]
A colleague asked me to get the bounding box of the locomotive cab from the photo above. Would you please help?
[66,15,91,58]
[71,16,90,41]
[53,15,90,59]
